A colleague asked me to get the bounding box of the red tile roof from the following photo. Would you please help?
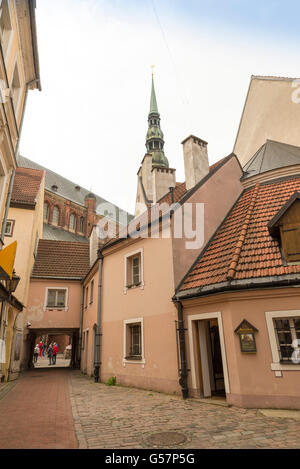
[179,175,300,294]
[32,240,90,279]
[11,167,44,206]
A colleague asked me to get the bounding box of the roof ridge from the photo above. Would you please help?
[226,183,260,281]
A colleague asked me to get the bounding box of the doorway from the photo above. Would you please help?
[188,312,230,399]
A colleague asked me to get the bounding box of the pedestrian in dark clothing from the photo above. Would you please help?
[52,343,58,365]
[48,343,53,365]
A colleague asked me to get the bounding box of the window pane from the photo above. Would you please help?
[277,332,292,345]
[280,345,293,360]
[132,256,140,284]
[294,319,300,330]
[47,290,56,306]
[53,207,59,224]
[275,319,290,331]
[57,290,66,307]
[131,325,141,355]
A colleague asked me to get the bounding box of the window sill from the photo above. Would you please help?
[44,306,68,312]
[123,357,146,366]
[271,362,300,371]
[123,282,144,294]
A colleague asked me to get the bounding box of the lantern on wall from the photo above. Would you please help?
[234,319,258,353]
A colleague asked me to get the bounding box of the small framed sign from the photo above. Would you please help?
[235,320,258,353]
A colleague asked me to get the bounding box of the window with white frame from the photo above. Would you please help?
[0,0,12,58]
[273,317,300,363]
[46,289,67,308]
[124,249,144,292]
[4,219,14,236]
[123,318,145,364]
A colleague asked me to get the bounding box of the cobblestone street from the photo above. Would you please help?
[1,368,300,449]
[69,371,300,449]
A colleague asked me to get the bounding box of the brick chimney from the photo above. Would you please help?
[182,135,209,191]
[85,193,96,237]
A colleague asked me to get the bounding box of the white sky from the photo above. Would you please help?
[20,0,300,215]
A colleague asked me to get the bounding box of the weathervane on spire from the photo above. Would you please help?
[151,65,155,76]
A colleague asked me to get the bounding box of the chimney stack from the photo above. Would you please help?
[182,135,209,191]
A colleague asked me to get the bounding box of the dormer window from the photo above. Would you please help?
[51,184,58,192]
[268,192,300,264]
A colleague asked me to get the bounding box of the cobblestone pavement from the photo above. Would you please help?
[69,370,300,449]
[1,368,300,449]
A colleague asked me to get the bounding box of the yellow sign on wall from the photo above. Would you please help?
[0,241,17,280]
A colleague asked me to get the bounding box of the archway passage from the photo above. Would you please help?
[27,328,80,370]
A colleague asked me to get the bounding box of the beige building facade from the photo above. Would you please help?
[234,75,300,167]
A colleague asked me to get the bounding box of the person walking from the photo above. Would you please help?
[33,344,39,364]
[38,340,43,358]
[52,342,58,365]
[47,343,53,365]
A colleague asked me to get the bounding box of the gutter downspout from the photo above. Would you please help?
[0,79,39,243]
[174,300,189,399]
[94,249,103,382]
[78,282,85,368]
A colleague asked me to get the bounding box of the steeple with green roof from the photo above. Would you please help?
[146,74,169,168]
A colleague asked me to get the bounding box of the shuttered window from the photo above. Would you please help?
[280,223,300,263]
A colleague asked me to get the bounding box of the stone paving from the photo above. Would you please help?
[69,370,300,449]
[0,367,76,449]
[1,367,300,449]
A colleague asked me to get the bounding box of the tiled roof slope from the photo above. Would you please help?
[11,167,44,206]
[32,240,89,279]
[179,175,300,293]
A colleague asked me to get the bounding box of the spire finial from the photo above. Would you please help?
[151,64,155,76]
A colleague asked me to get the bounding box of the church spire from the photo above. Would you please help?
[146,72,169,168]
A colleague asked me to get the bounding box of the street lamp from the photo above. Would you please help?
[5,270,20,293]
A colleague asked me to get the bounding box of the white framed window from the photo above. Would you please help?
[123,317,145,366]
[265,310,300,376]
[4,219,14,236]
[43,287,68,311]
[124,248,144,294]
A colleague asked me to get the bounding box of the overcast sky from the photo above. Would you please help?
[20,0,300,215]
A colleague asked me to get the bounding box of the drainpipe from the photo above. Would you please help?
[94,249,103,382]
[174,300,189,399]
[0,79,39,243]
[78,283,85,368]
